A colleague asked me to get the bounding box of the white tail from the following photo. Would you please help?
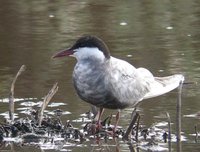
[144,74,184,99]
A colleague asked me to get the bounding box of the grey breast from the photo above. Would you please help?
[72,59,115,108]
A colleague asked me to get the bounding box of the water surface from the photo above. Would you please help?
[0,0,200,151]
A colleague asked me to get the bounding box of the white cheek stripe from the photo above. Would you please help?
[74,47,105,61]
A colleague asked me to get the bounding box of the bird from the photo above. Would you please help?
[52,35,184,132]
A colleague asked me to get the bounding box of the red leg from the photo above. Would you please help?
[97,107,104,129]
[113,110,120,133]
[105,110,120,136]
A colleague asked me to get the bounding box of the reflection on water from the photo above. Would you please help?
[0,0,200,151]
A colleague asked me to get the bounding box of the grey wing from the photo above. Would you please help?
[143,74,184,99]
[136,67,184,99]
[107,57,184,108]
[107,58,151,107]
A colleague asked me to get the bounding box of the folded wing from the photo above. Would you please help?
[108,58,184,108]
[143,74,184,99]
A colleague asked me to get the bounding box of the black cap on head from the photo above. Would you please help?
[71,35,110,59]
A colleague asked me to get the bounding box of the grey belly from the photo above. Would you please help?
[73,79,131,109]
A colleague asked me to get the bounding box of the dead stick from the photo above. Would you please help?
[166,112,171,141]
[176,81,183,141]
[122,109,139,141]
[135,113,140,142]
[9,65,26,122]
[195,125,198,143]
[38,82,58,126]
[166,112,172,152]
[176,80,184,152]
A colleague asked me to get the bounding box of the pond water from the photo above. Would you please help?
[0,0,200,151]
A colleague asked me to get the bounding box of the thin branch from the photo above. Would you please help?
[9,65,26,122]
[122,109,139,141]
[166,112,172,152]
[135,113,140,142]
[176,81,183,141]
[166,112,171,141]
[176,80,184,152]
[38,82,58,126]
[195,125,198,143]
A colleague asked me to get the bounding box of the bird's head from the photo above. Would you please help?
[52,35,110,61]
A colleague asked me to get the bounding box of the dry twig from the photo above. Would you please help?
[176,80,184,152]
[9,65,26,122]
[38,82,58,126]
[166,112,172,152]
[176,81,183,141]
[122,109,139,141]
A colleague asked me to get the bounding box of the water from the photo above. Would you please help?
[0,0,200,151]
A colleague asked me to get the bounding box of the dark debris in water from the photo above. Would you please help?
[0,104,184,151]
